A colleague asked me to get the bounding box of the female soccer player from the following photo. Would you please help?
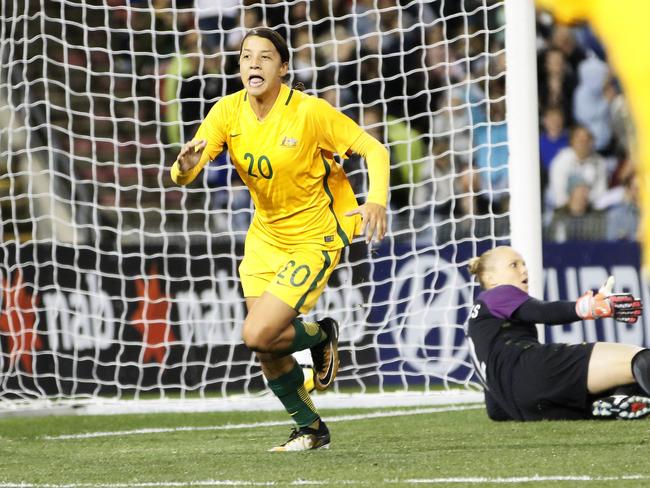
[466,246,650,421]
[171,28,389,450]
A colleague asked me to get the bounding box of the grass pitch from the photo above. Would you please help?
[1,404,649,487]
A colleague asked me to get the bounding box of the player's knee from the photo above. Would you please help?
[632,349,650,395]
[242,327,266,352]
[241,323,273,352]
[484,392,513,421]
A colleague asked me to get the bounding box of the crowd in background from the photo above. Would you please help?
[61,1,640,244]
[536,11,639,242]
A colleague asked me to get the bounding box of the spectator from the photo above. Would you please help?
[352,0,380,38]
[153,0,195,56]
[432,87,472,164]
[414,140,467,221]
[548,125,608,209]
[449,165,494,242]
[385,113,426,212]
[317,25,359,105]
[180,51,224,143]
[548,24,586,75]
[367,0,420,119]
[606,175,640,241]
[546,174,606,242]
[226,8,260,52]
[537,47,576,124]
[309,0,351,37]
[609,86,635,160]
[292,28,317,89]
[573,55,614,153]
[195,0,240,50]
[423,24,466,120]
[539,106,569,188]
[473,90,509,213]
[359,55,384,109]
[162,29,202,146]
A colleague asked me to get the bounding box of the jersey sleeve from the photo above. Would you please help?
[171,96,229,185]
[348,131,390,206]
[513,298,580,324]
[478,285,531,320]
[193,96,229,165]
[310,97,364,159]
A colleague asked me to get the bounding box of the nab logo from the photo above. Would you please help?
[280,136,298,147]
[387,255,472,378]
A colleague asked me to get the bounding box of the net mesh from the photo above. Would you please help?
[0,0,508,411]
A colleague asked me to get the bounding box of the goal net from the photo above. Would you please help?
[0,0,509,414]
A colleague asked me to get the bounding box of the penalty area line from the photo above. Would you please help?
[42,404,483,441]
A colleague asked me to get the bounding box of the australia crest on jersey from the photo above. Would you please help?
[280,136,298,147]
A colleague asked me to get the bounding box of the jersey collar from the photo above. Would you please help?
[245,83,291,123]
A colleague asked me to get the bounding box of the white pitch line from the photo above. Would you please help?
[2,475,650,487]
[399,474,650,484]
[42,404,483,441]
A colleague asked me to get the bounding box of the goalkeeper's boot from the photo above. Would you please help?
[592,395,650,419]
[268,420,330,452]
[310,318,339,391]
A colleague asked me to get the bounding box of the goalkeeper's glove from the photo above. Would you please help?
[575,276,643,324]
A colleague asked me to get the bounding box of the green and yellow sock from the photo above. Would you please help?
[267,360,319,428]
[286,318,326,353]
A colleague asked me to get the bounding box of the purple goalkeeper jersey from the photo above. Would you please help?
[467,284,536,366]
[479,285,530,319]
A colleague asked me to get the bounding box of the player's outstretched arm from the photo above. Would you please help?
[513,297,579,325]
[170,139,208,185]
[575,276,643,323]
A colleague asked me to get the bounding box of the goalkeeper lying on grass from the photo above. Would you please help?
[466,246,648,421]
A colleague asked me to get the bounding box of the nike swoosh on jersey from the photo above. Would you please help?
[230,133,241,137]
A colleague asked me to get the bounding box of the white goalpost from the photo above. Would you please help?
[0,0,538,415]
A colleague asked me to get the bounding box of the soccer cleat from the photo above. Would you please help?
[310,318,339,391]
[268,421,331,452]
[592,395,650,419]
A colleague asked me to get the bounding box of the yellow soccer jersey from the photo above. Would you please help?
[174,83,365,250]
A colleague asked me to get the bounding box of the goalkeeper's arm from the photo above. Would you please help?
[512,280,643,325]
[512,298,580,325]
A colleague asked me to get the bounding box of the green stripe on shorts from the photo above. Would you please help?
[294,250,332,312]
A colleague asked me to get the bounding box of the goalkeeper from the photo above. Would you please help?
[467,246,649,421]
[171,27,389,450]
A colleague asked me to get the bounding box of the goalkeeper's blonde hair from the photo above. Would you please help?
[468,247,506,289]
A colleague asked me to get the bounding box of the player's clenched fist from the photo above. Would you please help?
[176,139,207,173]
